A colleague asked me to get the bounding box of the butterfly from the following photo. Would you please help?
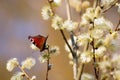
[28,35,48,52]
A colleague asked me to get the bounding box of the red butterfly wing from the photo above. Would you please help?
[28,35,48,52]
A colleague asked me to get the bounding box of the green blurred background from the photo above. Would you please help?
[0,0,119,80]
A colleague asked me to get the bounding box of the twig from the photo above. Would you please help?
[78,63,84,80]
[65,0,71,20]
[102,0,118,13]
[18,65,31,80]
[46,57,49,80]
[92,39,99,80]
[115,18,120,31]
[46,46,51,80]
[73,58,78,80]
[59,29,76,58]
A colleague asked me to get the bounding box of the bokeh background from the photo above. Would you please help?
[0,0,119,80]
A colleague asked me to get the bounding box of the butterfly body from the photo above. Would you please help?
[28,35,48,52]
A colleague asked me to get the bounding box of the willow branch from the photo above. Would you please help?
[46,58,50,80]
[65,0,71,20]
[59,29,76,57]
[115,18,120,31]
[78,64,84,80]
[102,0,118,13]
[46,46,51,80]
[91,39,99,80]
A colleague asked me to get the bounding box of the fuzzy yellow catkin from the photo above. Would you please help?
[82,1,90,10]
[68,53,73,59]
[69,61,73,65]
[69,0,82,12]
[94,6,101,18]
[111,31,118,39]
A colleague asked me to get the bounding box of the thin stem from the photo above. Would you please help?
[65,0,71,20]
[92,39,99,80]
[73,58,78,80]
[102,0,118,13]
[18,65,31,80]
[59,29,76,58]
[46,47,50,80]
[46,60,49,80]
[46,59,49,80]
[78,64,84,80]
[115,18,120,31]
[70,32,76,49]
